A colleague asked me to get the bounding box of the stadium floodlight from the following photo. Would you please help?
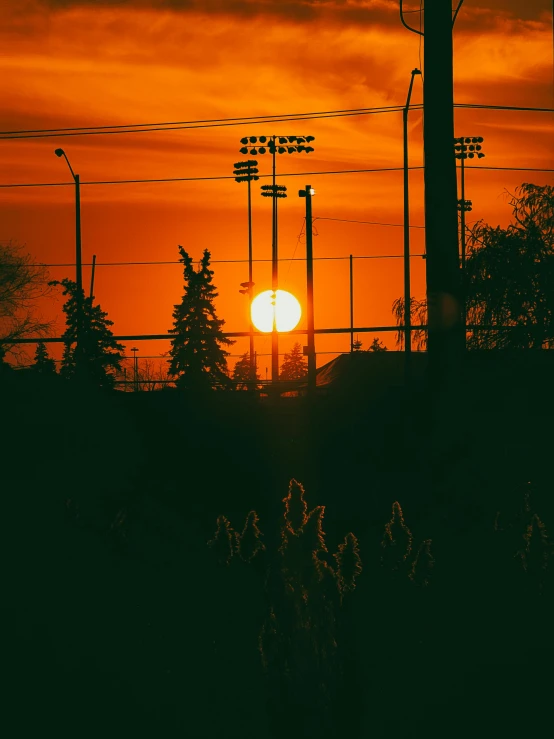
[454,135,485,270]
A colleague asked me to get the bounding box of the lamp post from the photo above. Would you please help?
[299,185,316,395]
[55,147,83,369]
[403,68,422,385]
[454,136,484,270]
[234,159,259,382]
[239,135,315,383]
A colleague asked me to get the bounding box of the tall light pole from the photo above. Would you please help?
[239,135,315,383]
[403,68,422,386]
[454,136,485,270]
[261,182,287,383]
[234,159,259,382]
[299,185,316,395]
[55,147,84,369]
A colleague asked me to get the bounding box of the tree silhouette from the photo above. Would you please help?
[465,183,554,349]
[391,183,554,350]
[279,342,307,380]
[168,247,234,391]
[368,337,388,352]
[33,341,57,374]
[232,351,261,390]
[51,278,124,388]
[0,241,53,360]
[380,501,413,571]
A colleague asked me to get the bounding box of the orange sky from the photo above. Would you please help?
[1,0,553,371]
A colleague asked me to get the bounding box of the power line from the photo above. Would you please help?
[315,217,425,228]
[1,164,552,190]
[0,106,408,140]
[0,103,551,140]
[0,166,415,188]
[0,104,405,137]
[39,254,427,267]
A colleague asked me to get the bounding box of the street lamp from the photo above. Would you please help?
[55,147,84,369]
[299,185,316,395]
[403,68,421,384]
[234,159,259,382]
[239,135,315,383]
[454,136,485,270]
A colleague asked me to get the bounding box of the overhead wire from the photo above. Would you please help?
[0,103,551,141]
[1,164,552,190]
[38,254,426,268]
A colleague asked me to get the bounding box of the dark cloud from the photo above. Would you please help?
[9,1,399,26]
[30,0,554,23]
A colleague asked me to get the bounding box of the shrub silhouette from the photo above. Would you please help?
[495,481,554,592]
[237,510,266,563]
[380,501,413,571]
[409,539,435,587]
[207,515,237,566]
[209,478,362,737]
[515,513,552,592]
[334,532,363,598]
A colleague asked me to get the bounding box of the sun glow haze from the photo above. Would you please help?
[251,290,302,333]
[0,0,551,367]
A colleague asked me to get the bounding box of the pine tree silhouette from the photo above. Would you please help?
[51,278,123,388]
[279,342,307,381]
[368,337,388,351]
[33,341,57,374]
[232,351,260,390]
[168,247,234,391]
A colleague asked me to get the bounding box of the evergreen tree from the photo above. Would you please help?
[51,278,124,388]
[368,337,388,352]
[232,351,260,390]
[168,247,234,391]
[33,341,57,374]
[352,336,363,351]
[279,342,307,381]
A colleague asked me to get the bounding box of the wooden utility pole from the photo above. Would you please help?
[422,0,464,390]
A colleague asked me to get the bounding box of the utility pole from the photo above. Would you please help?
[299,185,316,394]
[403,68,422,386]
[422,0,463,389]
[349,254,354,352]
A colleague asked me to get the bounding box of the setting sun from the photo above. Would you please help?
[251,290,302,333]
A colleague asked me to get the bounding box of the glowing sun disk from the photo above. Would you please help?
[251,289,302,333]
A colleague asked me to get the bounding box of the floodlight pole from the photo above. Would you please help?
[454,135,485,346]
[299,185,316,395]
[234,159,260,382]
[271,136,279,384]
[247,173,254,376]
[240,134,315,385]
